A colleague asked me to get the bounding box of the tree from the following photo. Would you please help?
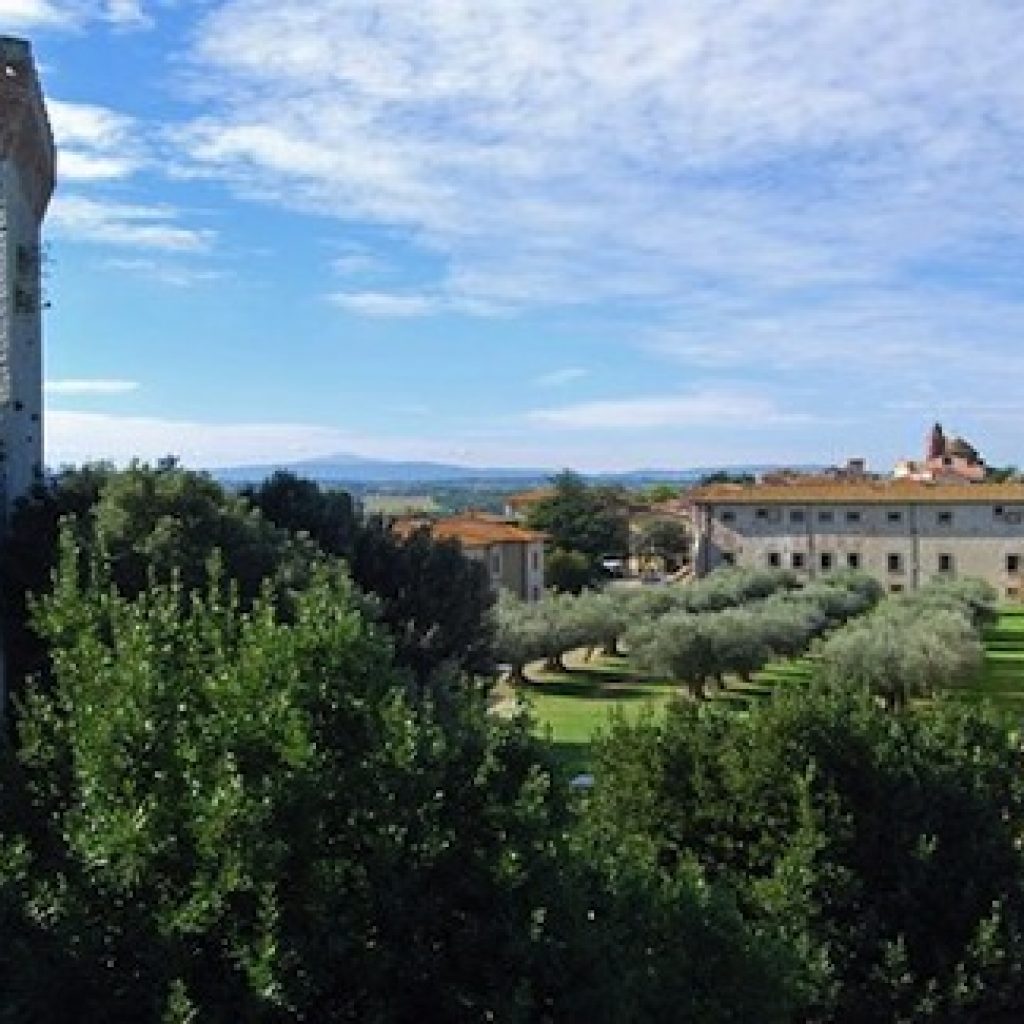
[243,470,359,559]
[584,688,1024,1023]
[526,471,629,576]
[632,516,690,571]
[545,547,591,593]
[349,521,495,696]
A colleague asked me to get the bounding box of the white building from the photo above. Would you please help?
[0,37,54,522]
[688,480,1024,599]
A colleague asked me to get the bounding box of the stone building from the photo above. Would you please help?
[688,480,1024,599]
[894,422,987,484]
[393,513,547,602]
[0,37,53,521]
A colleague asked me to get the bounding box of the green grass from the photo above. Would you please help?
[513,606,1024,775]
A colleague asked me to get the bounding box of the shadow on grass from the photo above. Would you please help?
[523,677,669,701]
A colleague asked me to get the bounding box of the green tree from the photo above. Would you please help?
[526,471,629,575]
[584,688,1024,1022]
[632,516,690,569]
[544,547,591,593]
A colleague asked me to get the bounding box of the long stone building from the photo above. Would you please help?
[0,37,53,522]
[688,480,1024,598]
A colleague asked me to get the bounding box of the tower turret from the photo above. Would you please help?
[0,37,54,522]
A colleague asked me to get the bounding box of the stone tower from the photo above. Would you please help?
[0,37,53,524]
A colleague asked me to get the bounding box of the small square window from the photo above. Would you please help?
[767,552,781,568]
[721,509,736,523]
[820,552,833,571]
[790,508,805,523]
[721,552,736,566]
[887,553,903,574]
[791,552,806,570]
[846,509,862,523]
[818,509,834,523]
[890,583,905,594]
[994,506,1005,519]
[847,552,861,569]
[755,508,769,520]
[887,510,903,523]
[1008,554,1021,574]
[937,509,953,525]
[1007,586,1019,599]
[938,553,954,573]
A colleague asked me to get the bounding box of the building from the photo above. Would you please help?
[393,513,547,602]
[0,37,53,522]
[688,479,1024,599]
[895,422,986,484]
[503,487,553,521]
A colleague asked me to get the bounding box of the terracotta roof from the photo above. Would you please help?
[505,488,554,507]
[392,514,547,546]
[686,480,1024,505]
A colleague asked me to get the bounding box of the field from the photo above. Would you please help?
[509,606,1024,774]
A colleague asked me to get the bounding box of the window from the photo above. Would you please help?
[887,553,903,574]
[937,509,953,525]
[847,552,861,570]
[721,509,736,523]
[886,509,903,523]
[530,550,539,572]
[767,552,781,568]
[1008,554,1021,575]
[820,552,833,572]
[1008,587,1020,599]
[531,585,541,602]
[845,509,862,523]
[755,507,768,520]
[721,552,736,566]
[890,583,905,594]
[818,509,834,523]
[938,553,954,574]
[791,552,806,570]
[790,508,805,523]
[995,506,1005,519]
[491,550,502,574]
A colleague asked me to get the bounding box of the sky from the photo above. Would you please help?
[5,1,1024,471]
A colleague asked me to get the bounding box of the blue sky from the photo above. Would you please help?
[7,1,1024,471]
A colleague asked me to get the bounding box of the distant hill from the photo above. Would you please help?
[211,453,795,488]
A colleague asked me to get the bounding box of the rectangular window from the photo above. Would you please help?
[767,552,781,568]
[791,552,806,570]
[790,508,805,523]
[491,550,502,574]
[721,509,736,523]
[721,552,736,566]
[995,506,1005,519]
[755,508,768,520]
[886,509,903,523]
[890,583,905,594]
[818,509,834,523]
[1007,586,1020,599]
[938,553,954,574]
[887,553,903,574]
[936,509,952,525]
[847,552,861,569]
[820,552,833,572]
[1008,554,1021,574]
[530,550,539,572]
[846,509,862,523]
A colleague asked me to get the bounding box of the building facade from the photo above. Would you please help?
[395,514,547,602]
[0,37,53,522]
[689,481,1024,598]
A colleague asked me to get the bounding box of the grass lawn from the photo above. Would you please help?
[509,606,1024,775]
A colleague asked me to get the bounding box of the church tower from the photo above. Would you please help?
[0,37,54,524]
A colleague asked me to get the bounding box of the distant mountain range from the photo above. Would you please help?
[211,453,792,488]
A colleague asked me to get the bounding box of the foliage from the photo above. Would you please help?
[631,516,690,566]
[0,537,790,1023]
[545,547,592,593]
[584,688,1024,1023]
[526,470,629,576]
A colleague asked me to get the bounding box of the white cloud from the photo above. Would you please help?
[535,367,588,388]
[182,0,1024,314]
[528,388,814,431]
[103,257,226,287]
[46,411,354,468]
[0,0,152,27]
[45,378,140,395]
[327,291,441,318]
[49,195,213,251]
[49,99,142,182]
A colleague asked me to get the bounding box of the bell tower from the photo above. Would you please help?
[0,36,54,524]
